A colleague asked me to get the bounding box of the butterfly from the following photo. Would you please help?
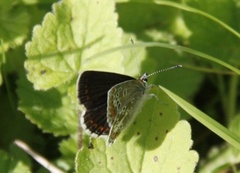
[77,65,181,145]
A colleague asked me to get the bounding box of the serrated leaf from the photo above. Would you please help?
[75,87,198,173]
[25,0,123,90]
[17,76,78,135]
[18,0,126,163]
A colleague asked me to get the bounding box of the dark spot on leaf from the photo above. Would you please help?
[137,132,140,135]
[110,156,114,160]
[177,167,181,171]
[159,112,163,116]
[40,69,46,75]
[155,136,158,141]
[153,156,158,162]
[88,142,94,149]
[149,119,152,122]
[165,130,169,134]
[133,121,136,125]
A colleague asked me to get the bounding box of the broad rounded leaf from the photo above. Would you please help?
[75,87,198,173]
[25,0,123,90]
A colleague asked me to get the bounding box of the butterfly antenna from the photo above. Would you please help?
[147,64,182,78]
[130,38,141,77]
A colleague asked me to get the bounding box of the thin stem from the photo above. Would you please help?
[14,140,64,173]
[227,75,239,123]
[217,74,228,121]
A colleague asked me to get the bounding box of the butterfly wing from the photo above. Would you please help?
[107,79,146,144]
[77,71,134,136]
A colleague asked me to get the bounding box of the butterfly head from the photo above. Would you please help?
[139,73,148,85]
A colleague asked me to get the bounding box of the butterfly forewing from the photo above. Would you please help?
[107,79,147,144]
[78,71,134,136]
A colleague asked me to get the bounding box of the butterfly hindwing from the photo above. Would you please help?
[107,79,146,144]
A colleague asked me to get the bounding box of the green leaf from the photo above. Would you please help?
[20,1,126,170]
[108,41,240,74]
[229,115,240,142]
[21,0,126,135]
[116,1,203,105]
[0,39,5,85]
[160,85,240,150]
[182,0,240,65]
[121,34,146,77]
[117,1,178,33]
[229,114,240,155]
[17,76,78,135]
[58,134,78,171]
[0,5,30,50]
[25,0,123,90]
[198,145,240,173]
[0,148,31,173]
[75,86,198,173]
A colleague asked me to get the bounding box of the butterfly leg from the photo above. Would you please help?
[148,84,168,106]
